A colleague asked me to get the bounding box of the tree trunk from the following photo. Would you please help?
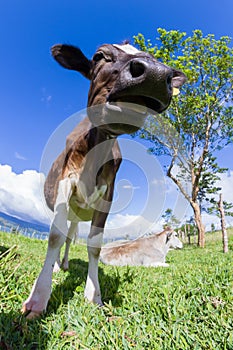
[192,202,205,247]
[218,193,228,253]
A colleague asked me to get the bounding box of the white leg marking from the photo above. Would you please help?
[53,259,61,273]
[22,178,73,318]
[84,232,103,305]
[61,221,78,271]
[22,237,66,318]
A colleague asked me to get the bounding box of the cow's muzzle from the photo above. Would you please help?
[107,57,174,114]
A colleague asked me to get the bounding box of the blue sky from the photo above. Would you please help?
[1,0,233,233]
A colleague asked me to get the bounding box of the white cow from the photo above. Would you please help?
[100,227,183,267]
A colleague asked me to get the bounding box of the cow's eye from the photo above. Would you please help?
[93,52,105,62]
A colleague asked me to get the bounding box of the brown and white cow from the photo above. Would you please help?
[22,42,186,318]
[100,227,183,267]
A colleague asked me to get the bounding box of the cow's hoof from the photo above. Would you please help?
[21,296,48,319]
[93,298,104,307]
[84,294,103,306]
[61,260,69,271]
[21,304,42,319]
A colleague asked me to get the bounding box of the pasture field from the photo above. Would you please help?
[0,229,233,350]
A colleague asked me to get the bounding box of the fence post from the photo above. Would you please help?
[218,193,229,253]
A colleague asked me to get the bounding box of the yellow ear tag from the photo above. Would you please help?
[172,87,180,96]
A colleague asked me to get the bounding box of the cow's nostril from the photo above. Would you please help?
[130,60,145,78]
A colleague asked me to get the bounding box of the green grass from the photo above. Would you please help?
[0,230,233,350]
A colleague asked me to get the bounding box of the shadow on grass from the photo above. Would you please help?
[0,257,127,349]
[47,258,124,316]
[0,245,21,261]
[0,245,10,255]
[0,244,47,349]
[0,254,134,350]
[0,310,49,350]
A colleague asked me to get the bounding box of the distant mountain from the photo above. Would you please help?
[0,211,49,233]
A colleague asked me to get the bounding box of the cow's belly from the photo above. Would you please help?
[67,203,94,222]
[68,183,107,222]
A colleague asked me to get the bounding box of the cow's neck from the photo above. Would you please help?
[79,126,117,197]
[150,232,167,248]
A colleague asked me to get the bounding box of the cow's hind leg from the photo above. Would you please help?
[22,178,72,319]
[53,221,77,272]
[53,250,62,273]
[60,221,78,271]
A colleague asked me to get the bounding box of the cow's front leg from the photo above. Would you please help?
[22,178,72,319]
[84,228,103,306]
[84,180,115,306]
[22,226,67,318]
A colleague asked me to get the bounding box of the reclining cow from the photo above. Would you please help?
[22,41,186,319]
[100,227,183,267]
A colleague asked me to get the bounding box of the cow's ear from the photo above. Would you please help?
[172,69,187,87]
[171,69,187,95]
[51,44,92,80]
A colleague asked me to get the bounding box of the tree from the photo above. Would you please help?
[134,29,233,247]
[162,208,180,228]
[208,193,233,252]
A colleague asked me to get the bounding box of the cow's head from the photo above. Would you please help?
[166,229,183,249]
[51,42,186,135]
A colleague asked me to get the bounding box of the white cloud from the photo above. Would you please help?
[216,170,233,205]
[79,214,155,240]
[40,87,52,104]
[203,170,233,229]
[104,213,163,240]
[15,152,27,161]
[0,164,50,224]
[122,184,140,190]
[151,178,165,186]
[199,170,233,230]
[41,95,52,103]
[75,213,165,243]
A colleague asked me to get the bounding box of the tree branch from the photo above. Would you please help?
[167,154,192,204]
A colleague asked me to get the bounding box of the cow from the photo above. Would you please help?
[100,227,183,267]
[22,41,186,319]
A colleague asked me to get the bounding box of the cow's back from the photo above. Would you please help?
[44,151,66,211]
